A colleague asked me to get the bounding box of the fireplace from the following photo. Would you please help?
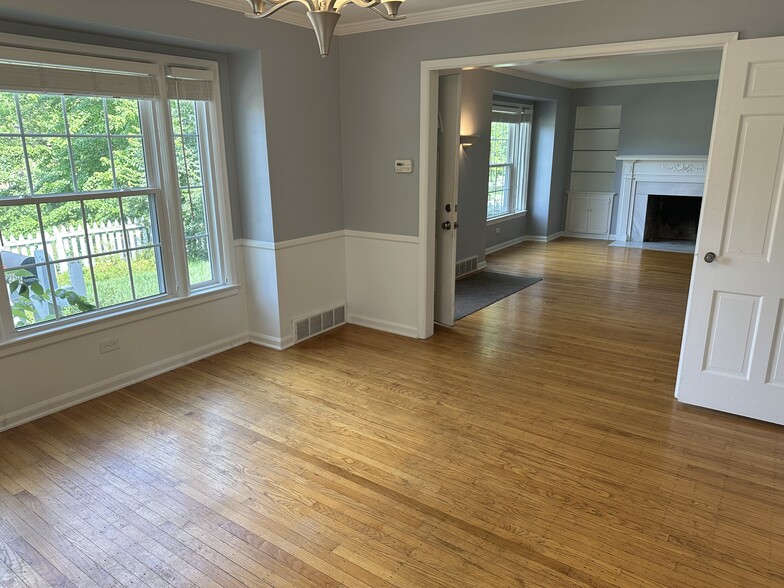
[644,195,703,242]
[616,156,708,243]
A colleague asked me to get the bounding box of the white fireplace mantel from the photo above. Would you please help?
[615,155,708,242]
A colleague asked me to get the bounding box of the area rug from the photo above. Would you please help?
[454,271,542,320]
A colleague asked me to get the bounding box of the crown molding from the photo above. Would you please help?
[189,0,311,29]
[189,0,583,35]
[492,67,719,90]
[338,0,583,35]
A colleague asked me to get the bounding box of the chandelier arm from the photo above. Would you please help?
[333,0,378,11]
[368,4,406,20]
[245,0,314,19]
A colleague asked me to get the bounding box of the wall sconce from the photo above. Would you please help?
[460,135,480,148]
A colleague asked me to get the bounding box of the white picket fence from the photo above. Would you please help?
[2,220,151,260]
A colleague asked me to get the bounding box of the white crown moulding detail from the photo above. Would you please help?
[188,0,584,35]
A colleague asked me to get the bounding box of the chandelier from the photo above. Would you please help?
[245,1,406,57]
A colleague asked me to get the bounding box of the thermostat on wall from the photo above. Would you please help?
[395,159,414,174]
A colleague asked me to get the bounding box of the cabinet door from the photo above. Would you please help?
[586,194,613,235]
[566,194,590,233]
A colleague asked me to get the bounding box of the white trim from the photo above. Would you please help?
[495,68,720,89]
[487,211,527,226]
[485,231,564,255]
[347,313,418,339]
[248,331,294,351]
[573,73,720,89]
[0,333,248,432]
[418,33,738,341]
[616,155,709,161]
[0,285,241,360]
[188,0,583,35]
[344,230,419,244]
[563,232,617,240]
[238,229,417,251]
[486,236,527,255]
[188,0,311,28]
[338,0,583,35]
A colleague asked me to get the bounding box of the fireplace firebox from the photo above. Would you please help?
[644,195,703,242]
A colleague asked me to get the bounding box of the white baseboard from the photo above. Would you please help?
[485,231,565,255]
[348,313,419,339]
[563,232,616,240]
[0,334,249,433]
[248,331,294,351]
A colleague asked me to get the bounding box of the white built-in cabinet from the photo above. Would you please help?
[565,191,614,235]
[566,105,621,238]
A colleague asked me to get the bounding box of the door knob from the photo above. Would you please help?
[454,222,459,229]
[704,251,717,263]
[441,221,452,230]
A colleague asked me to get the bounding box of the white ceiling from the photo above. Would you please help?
[190,0,582,34]
[495,49,723,87]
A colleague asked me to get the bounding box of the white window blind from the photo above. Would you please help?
[167,67,215,102]
[0,47,160,99]
[492,105,532,125]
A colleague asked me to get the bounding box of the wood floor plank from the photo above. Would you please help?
[1,238,782,586]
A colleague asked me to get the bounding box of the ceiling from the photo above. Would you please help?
[190,0,583,34]
[495,49,723,88]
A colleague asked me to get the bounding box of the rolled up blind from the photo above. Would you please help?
[0,46,160,99]
[167,67,215,102]
[492,105,533,124]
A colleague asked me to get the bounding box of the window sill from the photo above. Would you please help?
[487,211,527,226]
[0,284,241,359]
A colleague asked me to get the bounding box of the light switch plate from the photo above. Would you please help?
[395,159,413,174]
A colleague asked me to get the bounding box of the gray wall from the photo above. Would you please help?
[573,80,719,157]
[454,70,571,264]
[572,80,719,233]
[339,0,784,238]
[0,0,345,242]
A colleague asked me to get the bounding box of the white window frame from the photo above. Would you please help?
[487,102,533,222]
[0,33,237,350]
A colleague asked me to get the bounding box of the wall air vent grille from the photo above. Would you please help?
[293,304,347,344]
[456,256,479,278]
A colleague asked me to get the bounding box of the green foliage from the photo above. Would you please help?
[6,268,95,327]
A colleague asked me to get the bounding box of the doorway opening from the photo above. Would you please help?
[418,33,736,337]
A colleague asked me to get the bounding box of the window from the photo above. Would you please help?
[487,104,532,220]
[0,41,232,340]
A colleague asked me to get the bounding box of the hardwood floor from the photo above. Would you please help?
[1,238,782,587]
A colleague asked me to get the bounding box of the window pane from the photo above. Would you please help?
[111,137,147,189]
[93,252,133,308]
[122,195,158,247]
[170,99,198,136]
[84,198,126,254]
[106,99,142,136]
[186,237,212,285]
[72,137,113,192]
[0,137,29,197]
[5,265,56,328]
[52,259,96,317]
[174,135,202,188]
[0,203,43,260]
[19,94,66,135]
[130,247,164,299]
[181,188,207,237]
[40,201,86,260]
[65,96,107,135]
[0,93,20,134]
[27,136,73,195]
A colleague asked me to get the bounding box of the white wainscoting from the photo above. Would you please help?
[0,279,249,432]
[345,230,420,339]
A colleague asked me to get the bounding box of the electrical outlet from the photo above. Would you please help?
[99,337,120,354]
[495,227,501,234]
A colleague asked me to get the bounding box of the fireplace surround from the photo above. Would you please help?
[615,156,708,243]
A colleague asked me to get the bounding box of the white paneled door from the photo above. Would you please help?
[677,36,784,424]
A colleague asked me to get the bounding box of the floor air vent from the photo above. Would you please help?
[456,256,479,278]
[294,304,347,344]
